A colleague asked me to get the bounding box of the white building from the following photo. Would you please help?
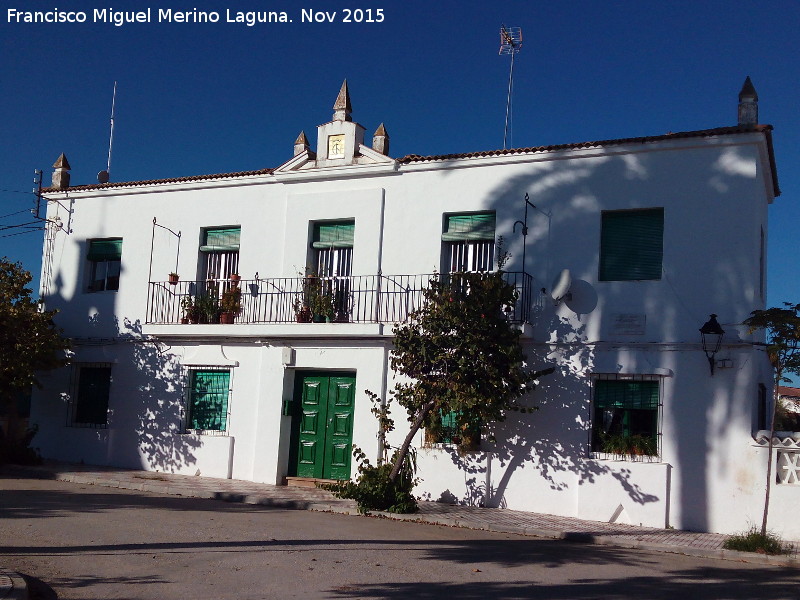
[32,79,796,537]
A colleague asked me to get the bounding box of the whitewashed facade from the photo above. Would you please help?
[31,81,795,538]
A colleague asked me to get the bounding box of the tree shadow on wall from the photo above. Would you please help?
[425,313,659,511]
[118,318,201,473]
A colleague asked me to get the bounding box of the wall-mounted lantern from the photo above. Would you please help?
[700,314,725,376]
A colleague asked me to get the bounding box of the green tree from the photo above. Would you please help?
[743,303,800,536]
[384,267,553,484]
[0,258,70,447]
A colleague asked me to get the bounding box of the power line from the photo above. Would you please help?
[0,228,43,239]
[0,208,33,220]
[0,220,42,232]
[0,188,36,196]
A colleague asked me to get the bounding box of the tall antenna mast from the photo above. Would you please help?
[499,26,522,150]
[98,81,117,184]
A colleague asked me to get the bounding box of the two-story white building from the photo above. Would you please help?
[31,79,795,537]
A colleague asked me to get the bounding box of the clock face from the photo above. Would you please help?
[328,134,345,158]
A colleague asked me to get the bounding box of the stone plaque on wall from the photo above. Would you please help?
[611,313,646,335]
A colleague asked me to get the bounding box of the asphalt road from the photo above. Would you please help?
[0,476,798,599]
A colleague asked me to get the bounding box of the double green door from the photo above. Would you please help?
[291,373,355,480]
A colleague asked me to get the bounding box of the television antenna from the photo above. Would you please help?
[98,81,117,184]
[499,25,522,149]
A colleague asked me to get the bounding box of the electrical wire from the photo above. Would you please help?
[0,228,42,239]
[0,208,33,221]
[0,220,41,232]
[0,188,35,196]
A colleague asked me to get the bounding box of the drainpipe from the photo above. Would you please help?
[376,190,388,463]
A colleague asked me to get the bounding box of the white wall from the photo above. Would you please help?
[30,129,791,537]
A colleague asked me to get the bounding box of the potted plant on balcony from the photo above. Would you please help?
[311,289,336,323]
[195,292,219,324]
[229,273,241,284]
[181,296,199,324]
[168,272,179,285]
[219,286,242,324]
[293,296,312,323]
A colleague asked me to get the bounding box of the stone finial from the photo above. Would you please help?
[51,153,71,190]
[333,80,352,122]
[738,76,758,126]
[372,123,390,156]
[294,131,310,156]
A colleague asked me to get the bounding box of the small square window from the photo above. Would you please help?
[599,209,663,281]
[187,370,231,433]
[68,365,112,428]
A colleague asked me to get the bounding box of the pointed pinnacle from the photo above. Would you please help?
[374,123,388,137]
[333,79,352,112]
[739,76,758,101]
[294,131,309,145]
[53,153,71,169]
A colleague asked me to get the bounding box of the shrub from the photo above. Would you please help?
[0,425,43,466]
[723,526,793,555]
[326,447,418,514]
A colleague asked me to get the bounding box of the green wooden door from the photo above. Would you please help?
[292,373,355,480]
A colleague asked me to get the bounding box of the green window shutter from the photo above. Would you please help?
[189,370,230,431]
[87,239,122,261]
[201,227,241,252]
[442,212,496,242]
[595,380,659,411]
[312,221,355,249]
[75,366,111,425]
[599,209,663,281]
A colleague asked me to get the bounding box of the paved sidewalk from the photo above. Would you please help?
[3,462,798,578]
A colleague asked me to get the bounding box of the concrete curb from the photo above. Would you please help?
[0,569,28,600]
[4,464,798,569]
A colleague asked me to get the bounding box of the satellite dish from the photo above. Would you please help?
[551,268,572,303]
[97,170,109,184]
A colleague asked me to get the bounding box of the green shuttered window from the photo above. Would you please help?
[188,370,230,431]
[595,380,659,412]
[87,239,122,292]
[200,227,241,252]
[312,221,355,249]
[441,212,496,242]
[599,209,663,281]
[87,239,122,261]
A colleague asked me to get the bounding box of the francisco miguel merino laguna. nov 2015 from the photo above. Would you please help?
[7,7,386,26]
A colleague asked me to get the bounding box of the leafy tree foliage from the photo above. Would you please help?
[0,258,70,445]
[385,268,553,483]
[743,303,800,536]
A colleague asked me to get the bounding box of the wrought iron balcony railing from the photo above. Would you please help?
[146,272,533,326]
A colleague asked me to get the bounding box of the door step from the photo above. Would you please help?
[285,477,341,488]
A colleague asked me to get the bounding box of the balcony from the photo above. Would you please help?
[146,272,534,328]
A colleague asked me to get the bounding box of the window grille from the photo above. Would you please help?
[185,368,232,435]
[67,363,112,428]
[591,374,662,459]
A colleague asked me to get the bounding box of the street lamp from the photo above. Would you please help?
[700,314,725,376]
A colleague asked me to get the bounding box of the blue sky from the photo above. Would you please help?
[1,0,798,310]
